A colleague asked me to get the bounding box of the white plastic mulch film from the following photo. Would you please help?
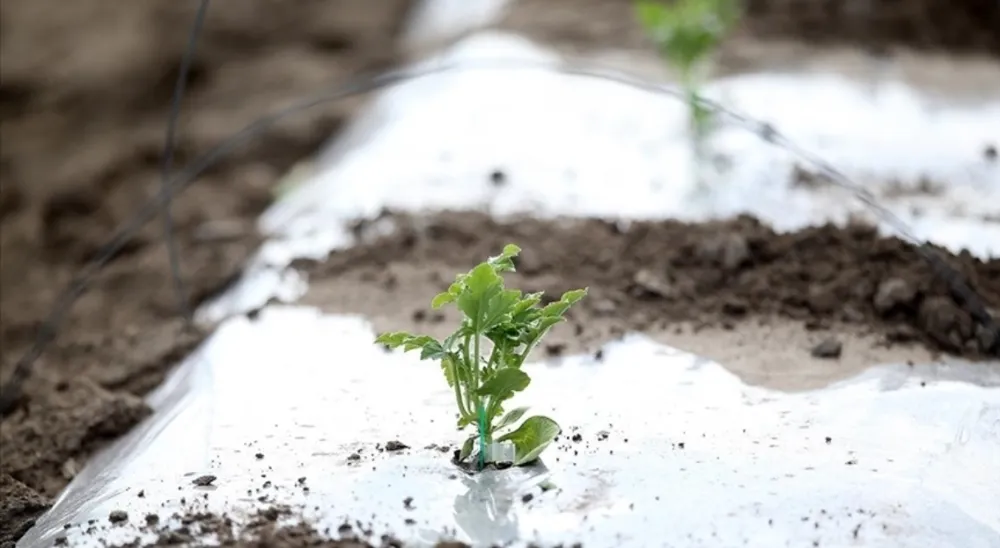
[17,14,1000,548]
[20,310,1000,547]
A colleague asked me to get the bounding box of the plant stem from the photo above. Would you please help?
[473,333,481,386]
[514,332,546,368]
[486,344,500,376]
[450,358,469,418]
[473,332,489,466]
[462,335,476,412]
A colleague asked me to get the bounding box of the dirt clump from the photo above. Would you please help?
[53,499,475,547]
[300,211,1000,360]
[0,474,49,546]
[0,2,412,546]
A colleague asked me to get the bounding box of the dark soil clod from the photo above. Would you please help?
[984,144,998,162]
[489,170,507,187]
[811,338,843,359]
[192,475,217,487]
[873,278,917,315]
[385,440,409,452]
[545,343,567,356]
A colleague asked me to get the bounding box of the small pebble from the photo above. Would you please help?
[192,475,216,487]
[811,338,843,359]
[385,440,409,452]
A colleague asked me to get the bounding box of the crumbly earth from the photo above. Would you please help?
[299,210,999,367]
[58,502,472,548]
[0,1,412,546]
[2,1,999,547]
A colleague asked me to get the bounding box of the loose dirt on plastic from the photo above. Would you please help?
[0,1,412,546]
[47,493,472,548]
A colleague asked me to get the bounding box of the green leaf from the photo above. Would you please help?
[459,435,477,461]
[634,0,739,72]
[496,416,562,466]
[511,292,543,320]
[540,288,588,318]
[494,406,530,432]
[375,332,445,359]
[374,331,409,347]
[475,368,531,399]
[431,280,462,309]
[486,243,521,273]
[457,263,502,330]
[634,0,671,31]
[431,291,454,309]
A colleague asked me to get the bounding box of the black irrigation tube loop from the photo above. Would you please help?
[1,56,997,415]
[159,0,211,325]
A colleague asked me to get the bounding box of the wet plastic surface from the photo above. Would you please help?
[19,307,1000,547]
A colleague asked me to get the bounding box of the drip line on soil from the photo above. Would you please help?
[158,0,212,326]
[1,56,997,416]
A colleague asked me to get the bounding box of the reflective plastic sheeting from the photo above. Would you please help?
[20,306,1000,547]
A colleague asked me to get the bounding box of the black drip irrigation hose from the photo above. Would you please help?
[1,51,997,417]
[159,0,212,326]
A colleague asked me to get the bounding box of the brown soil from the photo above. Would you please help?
[298,210,1000,369]
[495,0,1000,57]
[51,500,474,548]
[0,1,412,546]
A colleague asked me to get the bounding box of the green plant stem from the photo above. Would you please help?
[473,331,486,450]
[486,344,500,376]
[462,335,476,413]
[473,333,482,387]
[514,333,544,368]
[451,358,470,419]
[477,405,487,469]
[485,333,543,421]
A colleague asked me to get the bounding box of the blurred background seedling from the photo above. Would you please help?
[634,0,741,186]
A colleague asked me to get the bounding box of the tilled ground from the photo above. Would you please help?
[0,1,412,546]
[2,1,999,547]
[301,210,1000,364]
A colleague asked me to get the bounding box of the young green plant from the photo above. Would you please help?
[634,0,740,175]
[375,244,587,469]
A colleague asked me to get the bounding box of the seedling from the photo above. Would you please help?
[375,244,587,470]
[634,0,740,176]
